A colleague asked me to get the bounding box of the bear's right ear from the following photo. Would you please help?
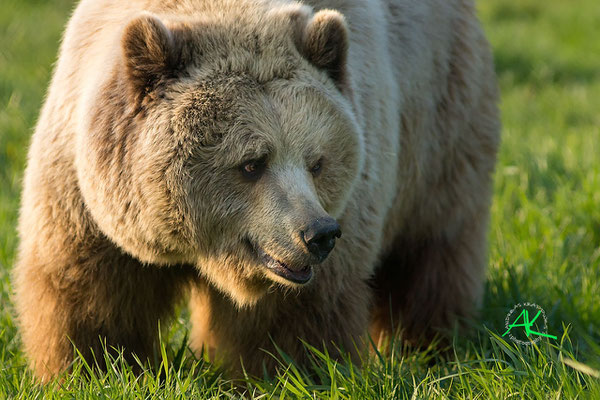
[299,10,349,90]
[122,14,179,102]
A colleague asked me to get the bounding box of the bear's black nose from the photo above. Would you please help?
[302,218,342,261]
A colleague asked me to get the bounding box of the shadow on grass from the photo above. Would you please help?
[493,48,598,87]
[488,2,542,22]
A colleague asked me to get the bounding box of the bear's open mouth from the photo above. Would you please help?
[254,246,313,284]
[243,238,313,284]
[260,251,313,284]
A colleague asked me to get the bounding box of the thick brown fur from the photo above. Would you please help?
[14,0,500,381]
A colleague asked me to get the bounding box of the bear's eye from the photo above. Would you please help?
[310,158,324,177]
[239,156,267,181]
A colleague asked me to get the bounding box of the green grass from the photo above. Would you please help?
[1,0,599,397]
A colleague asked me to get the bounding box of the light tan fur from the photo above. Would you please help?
[14,0,499,381]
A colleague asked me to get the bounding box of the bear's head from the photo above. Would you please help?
[76,3,364,306]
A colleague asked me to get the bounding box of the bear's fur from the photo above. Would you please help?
[14,0,500,381]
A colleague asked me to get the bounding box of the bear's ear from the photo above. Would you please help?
[300,10,349,88]
[122,14,179,102]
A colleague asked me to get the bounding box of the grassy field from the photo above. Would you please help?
[1,0,599,398]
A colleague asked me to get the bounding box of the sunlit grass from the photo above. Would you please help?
[1,0,599,397]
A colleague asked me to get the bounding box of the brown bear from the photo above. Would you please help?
[14,0,500,381]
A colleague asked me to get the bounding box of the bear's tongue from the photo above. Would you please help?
[257,249,312,284]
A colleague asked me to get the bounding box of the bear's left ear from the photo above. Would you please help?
[122,13,180,103]
[300,10,349,89]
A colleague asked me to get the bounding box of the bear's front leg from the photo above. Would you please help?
[370,216,489,347]
[13,235,192,381]
[189,271,371,377]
